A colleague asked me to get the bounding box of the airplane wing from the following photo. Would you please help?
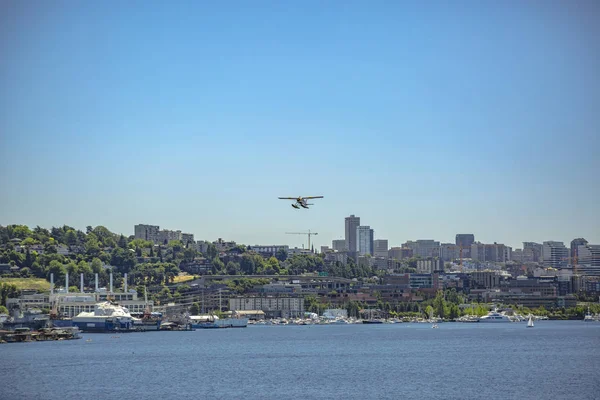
[278,197,297,200]
[303,196,324,199]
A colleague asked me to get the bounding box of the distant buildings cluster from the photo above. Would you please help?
[317,215,600,278]
[134,224,195,246]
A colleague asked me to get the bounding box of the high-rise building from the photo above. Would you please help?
[134,224,160,243]
[577,244,600,276]
[570,238,588,263]
[345,215,360,252]
[373,239,388,258]
[403,240,440,258]
[440,243,457,261]
[455,234,475,258]
[542,241,569,268]
[471,243,507,263]
[356,226,374,256]
[332,239,347,252]
[523,242,543,262]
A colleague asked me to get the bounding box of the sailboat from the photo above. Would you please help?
[527,314,534,328]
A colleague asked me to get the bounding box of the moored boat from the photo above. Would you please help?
[72,301,136,333]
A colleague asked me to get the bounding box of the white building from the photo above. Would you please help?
[373,239,388,258]
[542,241,569,268]
[356,226,374,256]
[577,244,600,276]
[229,296,304,319]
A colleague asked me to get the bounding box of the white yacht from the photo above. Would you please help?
[72,301,135,332]
[478,310,511,323]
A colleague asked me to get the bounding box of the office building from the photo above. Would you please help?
[404,240,440,258]
[523,242,543,262]
[357,226,374,256]
[345,215,360,252]
[455,234,475,258]
[571,238,588,262]
[332,239,347,252]
[373,239,388,258]
[542,241,569,268]
[577,244,600,276]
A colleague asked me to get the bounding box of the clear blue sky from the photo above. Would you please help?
[1,1,598,250]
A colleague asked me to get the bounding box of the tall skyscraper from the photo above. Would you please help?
[345,215,360,252]
[570,238,588,262]
[373,239,388,258]
[456,234,475,258]
[356,226,374,256]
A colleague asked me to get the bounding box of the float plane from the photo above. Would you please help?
[278,196,324,209]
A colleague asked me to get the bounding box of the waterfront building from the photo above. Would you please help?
[229,296,304,319]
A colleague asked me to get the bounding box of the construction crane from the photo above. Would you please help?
[285,230,318,252]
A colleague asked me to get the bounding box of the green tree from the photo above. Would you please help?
[65,229,78,246]
[183,246,197,263]
[212,257,224,274]
[0,305,8,314]
[275,248,288,262]
[118,235,128,249]
[226,261,240,275]
[240,254,256,275]
[190,302,201,315]
[206,243,218,259]
[0,282,19,307]
[91,258,103,274]
[425,305,434,319]
[47,260,66,284]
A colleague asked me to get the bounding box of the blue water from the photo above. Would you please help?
[2,322,599,400]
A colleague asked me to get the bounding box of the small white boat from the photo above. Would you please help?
[527,315,534,328]
[432,324,439,329]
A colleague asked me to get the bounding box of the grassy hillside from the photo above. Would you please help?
[0,277,51,292]
[173,274,195,284]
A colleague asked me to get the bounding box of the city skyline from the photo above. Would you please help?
[1,218,597,255]
[1,2,599,250]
